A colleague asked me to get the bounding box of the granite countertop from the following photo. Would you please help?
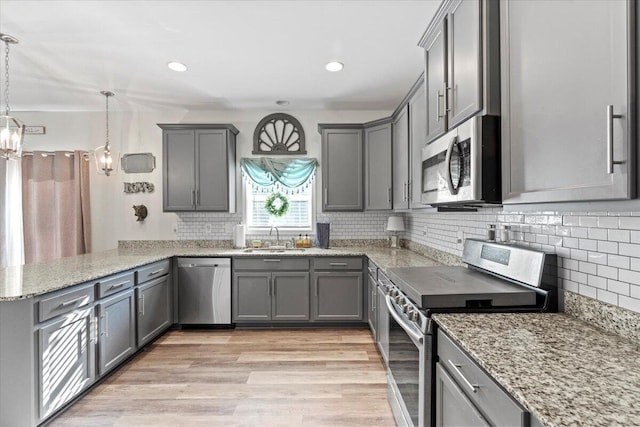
[0,246,440,301]
[433,312,640,427]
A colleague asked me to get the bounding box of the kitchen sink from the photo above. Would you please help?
[242,248,306,253]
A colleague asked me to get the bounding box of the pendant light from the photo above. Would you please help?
[0,33,25,160]
[94,90,119,176]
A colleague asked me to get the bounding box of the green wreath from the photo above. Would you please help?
[264,192,290,217]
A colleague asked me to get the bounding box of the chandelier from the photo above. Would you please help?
[94,90,119,176]
[0,33,24,160]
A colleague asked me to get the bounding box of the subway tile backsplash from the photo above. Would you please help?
[404,208,640,314]
[176,211,392,242]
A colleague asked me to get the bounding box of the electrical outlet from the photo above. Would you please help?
[224,222,233,234]
[457,230,464,244]
[172,223,178,233]
[205,223,212,235]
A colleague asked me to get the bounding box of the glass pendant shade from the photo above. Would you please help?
[0,114,25,160]
[94,90,118,176]
[94,143,119,176]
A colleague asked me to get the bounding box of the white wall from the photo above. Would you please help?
[18,108,390,251]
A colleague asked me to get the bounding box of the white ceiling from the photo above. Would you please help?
[0,0,440,112]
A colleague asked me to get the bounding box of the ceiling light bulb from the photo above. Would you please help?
[325,61,344,72]
[168,62,188,72]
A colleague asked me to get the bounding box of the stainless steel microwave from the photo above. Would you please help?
[421,115,501,206]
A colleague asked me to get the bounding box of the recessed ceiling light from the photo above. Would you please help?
[276,100,290,106]
[167,62,187,72]
[325,61,344,72]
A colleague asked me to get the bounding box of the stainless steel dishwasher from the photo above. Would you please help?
[177,258,231,325]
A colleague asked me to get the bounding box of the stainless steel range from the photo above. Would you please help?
[383,239,557,427]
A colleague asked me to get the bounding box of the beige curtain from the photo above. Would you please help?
[22,151,91,263]
[0,159,24,268]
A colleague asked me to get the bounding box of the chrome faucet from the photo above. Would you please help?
[269,226,280,247]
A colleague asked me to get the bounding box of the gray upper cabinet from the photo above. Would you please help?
[420,0,500,143]
[447,0,481,127]
[393,106,410,210]
[97,289,136,376]
[159,124,238,212]
[501,0,634,204]
[424,20,448,142]
[365,120,393,210]
[319,125,364,211]
[409,80,428,208]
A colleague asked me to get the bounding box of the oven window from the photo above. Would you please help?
[389,315,420,426]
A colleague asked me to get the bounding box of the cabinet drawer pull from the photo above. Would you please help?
[109,281,129,290]
[330,262,348,267]
[58,296,86,308]
[148,269,164,276]
[447,359,479,394]
[263,259,281,263]
[606,104,624,174]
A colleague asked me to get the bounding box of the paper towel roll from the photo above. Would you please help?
[234,224,246,248]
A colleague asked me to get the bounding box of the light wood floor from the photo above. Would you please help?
[51,328,396,427]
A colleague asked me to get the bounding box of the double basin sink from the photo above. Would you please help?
[242,247,307,253]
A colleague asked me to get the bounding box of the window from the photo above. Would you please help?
[244,182,314,231]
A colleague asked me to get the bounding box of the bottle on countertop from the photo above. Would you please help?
[296,234,303,248]
[303,234,311,248]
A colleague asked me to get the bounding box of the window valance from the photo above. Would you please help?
[240,157,318,194]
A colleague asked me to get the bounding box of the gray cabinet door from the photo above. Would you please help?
[196,129,229,211]
[136,276,172,347]
[365,123,392,210]
[163,130,196,211]
[38,307,95,420]
[435,363,489,427]
[392,106,410,210]
[447,0,481,128]
[409,80,427,208]
[424,20,447,143]
[322,128,364,211]
[233,272,271,321]
[272,272,310,321]
[312,272,363,321]
[98,289,136,376]
[501,0,632,203]
[367,273,377,338]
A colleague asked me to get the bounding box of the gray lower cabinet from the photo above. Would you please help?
[136,275,172,347]
[97,289,136,376]
[38,306,96,420]
[318,124,364,211]
[364,120,392,210]
[437,329,528,426]
[159,124,238,212]
[233,271,310,322]
[312,272,363,321]
[500,0,633,203]
[435,363,489,427]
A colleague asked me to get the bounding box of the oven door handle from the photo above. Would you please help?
[385,295,424,346]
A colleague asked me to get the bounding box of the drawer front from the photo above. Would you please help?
[234,257,309,271]
[136,260,171,284]
[98,271,135,299]
[39,283,95,323]
[314,257,363,270]
[438,330,527,426]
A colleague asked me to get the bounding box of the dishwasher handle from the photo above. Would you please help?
[179,264,227,268]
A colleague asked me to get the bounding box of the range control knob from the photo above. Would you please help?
[402,304,412,314]
[395,295,404,305]
[409,310,420,322]
[388,289,397,297]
